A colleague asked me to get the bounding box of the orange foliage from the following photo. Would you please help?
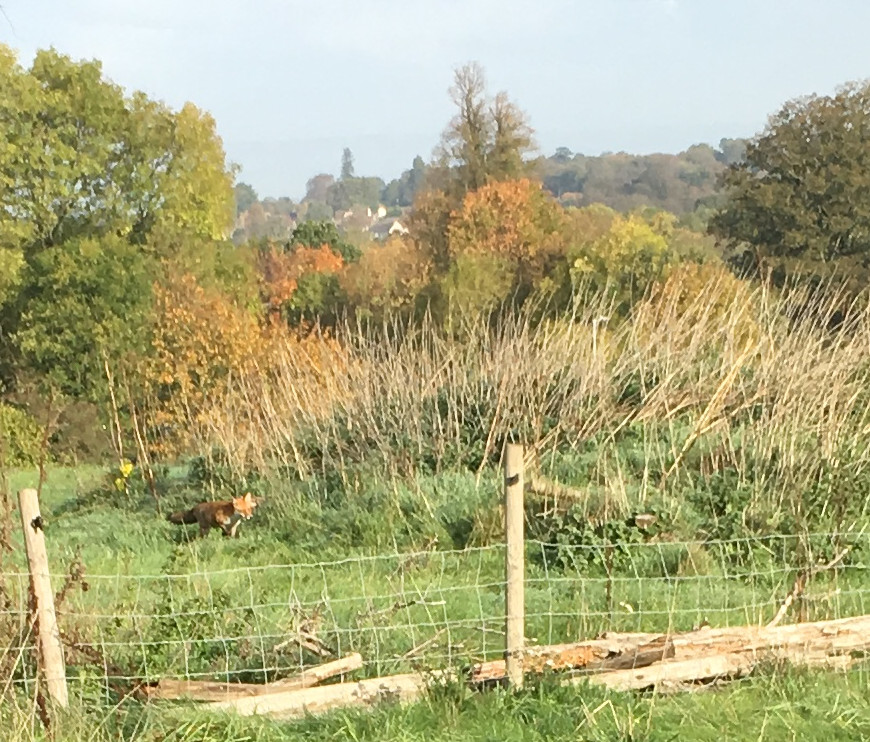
[340,236,431,320]
[144,273,346,456]
[446,178,568,281]
[259,243,344,316]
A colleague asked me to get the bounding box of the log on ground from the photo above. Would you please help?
[143,653,363,702]
[199,614,870,719]
[207,671,450,719]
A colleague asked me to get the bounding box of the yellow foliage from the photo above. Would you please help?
[569,213,679,311]
[633,262,759,352]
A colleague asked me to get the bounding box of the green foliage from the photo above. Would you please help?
[14,235,154,397]
[0,401,42,466]
[381,155,428,207]
[538,141,733,217]
[340,147,355,180]
[290,220,361,263]
[187,448,263,497]
[284,271,345,325]
[0,247,23,306]
[143,569,260,680]
[711,81,870,281]
[0,44,238,400]
[441,253,516,326]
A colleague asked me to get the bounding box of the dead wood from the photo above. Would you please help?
[190,614,870,719]
[143,653,363,702]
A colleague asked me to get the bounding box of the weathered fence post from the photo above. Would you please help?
[18,488,68,708]
[504,443,525,688]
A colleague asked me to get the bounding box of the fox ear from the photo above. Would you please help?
[243,492,252,502]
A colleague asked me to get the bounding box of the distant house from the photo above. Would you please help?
[370,218,410,241]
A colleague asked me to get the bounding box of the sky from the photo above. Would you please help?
[1,0,869,199]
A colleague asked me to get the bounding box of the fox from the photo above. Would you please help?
[166,492,260,538]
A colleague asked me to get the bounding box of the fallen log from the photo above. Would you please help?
[143,653,363,702]
[198,614,870,719]
[202,636,674,718]
[208,671,447,718]
[583,646,855,692]
[469,635,675,684]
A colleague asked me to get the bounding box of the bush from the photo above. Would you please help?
[0,402,43,467]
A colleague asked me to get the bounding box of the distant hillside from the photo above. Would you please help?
[534,138,746,217]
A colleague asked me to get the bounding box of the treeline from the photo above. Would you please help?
[1,50,868,469]
[232,140,744,245]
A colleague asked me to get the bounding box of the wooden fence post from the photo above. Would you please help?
[504,443,525,688]
[18,488,68,708]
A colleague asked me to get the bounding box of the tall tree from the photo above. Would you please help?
[434,62,535,197]
[0,45,239,396]
[305,173,335,203]
[710,81,870,277]
[341,147,355,180]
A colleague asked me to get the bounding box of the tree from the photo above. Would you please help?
[434,62,535,197]
[290,220,361,263]
[340,237,431,322]
[14,235,154,397]
[0,45,239,396]
[411,63,537,278]
[710,81,870,276]
[341,147,355,180]
[442,178,570,316]
[234,182,258,216]
[258,243,345,325]
[716,138,747,166]
[570,213,679,313]
[305,173,335,203]
[382,155,428,207]
[303,200,334,222]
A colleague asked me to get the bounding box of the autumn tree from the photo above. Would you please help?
[411,63,537,277]
[290,220,361,263]
[441,178,569,321]
[0,45,239,398]
[569,212,680,313]
[710,81,870,281]
[434,62,535,197]
[340,237,431,323]
[258,244,344,325]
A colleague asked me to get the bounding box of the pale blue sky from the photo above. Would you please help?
[2,0,869,199]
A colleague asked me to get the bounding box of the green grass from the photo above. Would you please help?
[5,666,870,741]
[3,461,870,740]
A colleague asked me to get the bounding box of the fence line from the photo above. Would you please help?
[3,530,869,694]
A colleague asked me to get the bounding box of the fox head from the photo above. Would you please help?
[232,492,259,519]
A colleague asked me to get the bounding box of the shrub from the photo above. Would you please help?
[0,402,43,467]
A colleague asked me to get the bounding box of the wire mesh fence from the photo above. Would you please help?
[2,530,868,698]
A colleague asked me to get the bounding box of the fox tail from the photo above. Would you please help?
[167,508,197,525]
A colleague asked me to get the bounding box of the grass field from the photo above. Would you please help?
[2,460,870,741]
[5,285,870,739]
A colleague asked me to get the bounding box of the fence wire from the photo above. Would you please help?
[1,532,868,697]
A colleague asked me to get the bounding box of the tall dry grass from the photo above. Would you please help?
[165,273,870,533]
